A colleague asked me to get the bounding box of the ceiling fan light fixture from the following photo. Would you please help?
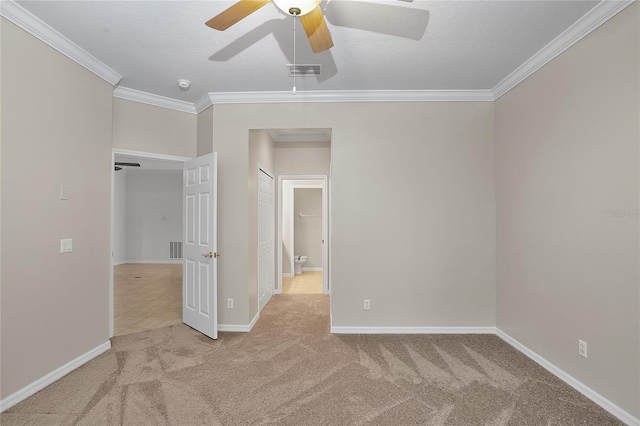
[272,0,318,16]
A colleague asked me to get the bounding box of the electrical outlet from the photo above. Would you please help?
[227,298,234,309]
[363,299,371,310]
[579,340,587,358]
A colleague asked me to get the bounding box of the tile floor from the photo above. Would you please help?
[282,271,323,294]
[114,265,322,335]
[113,263,182,336]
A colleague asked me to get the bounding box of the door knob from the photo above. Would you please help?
[202,252,213,258]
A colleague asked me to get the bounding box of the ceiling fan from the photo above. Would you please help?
[206,0,333,53]
[114,162,140,171]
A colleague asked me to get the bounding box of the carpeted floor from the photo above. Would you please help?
[1,295,623,425]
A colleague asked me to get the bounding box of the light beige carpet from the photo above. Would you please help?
[1,295,622,425]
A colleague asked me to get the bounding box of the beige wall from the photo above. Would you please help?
[1,20,114,399]
[495,3,639,418]
[112,98,197,158]
[113,171,127,264]
[247,131,275,320]
[275,144,330,275]
[2,1,636,418]
[197,105,213,157]
[212,102,496,328]
[274,142,331,176]
[294,188,323,268]
[124,171,182,262]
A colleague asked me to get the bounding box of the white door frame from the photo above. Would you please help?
[109,148,191,338]
[257,164,275,312]
[277,175,329,294]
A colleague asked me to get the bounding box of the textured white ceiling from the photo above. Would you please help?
[16,0,600,103]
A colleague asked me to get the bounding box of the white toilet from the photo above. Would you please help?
[294,255,307,275]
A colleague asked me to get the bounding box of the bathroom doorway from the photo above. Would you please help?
[278,176,329,294]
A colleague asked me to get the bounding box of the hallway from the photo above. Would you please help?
[281,271,323,294]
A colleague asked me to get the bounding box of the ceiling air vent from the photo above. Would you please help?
[287,64,322,77]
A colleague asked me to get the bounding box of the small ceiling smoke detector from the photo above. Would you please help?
[177,79,190,90]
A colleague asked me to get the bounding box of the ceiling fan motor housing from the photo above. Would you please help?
[272,0,319,17]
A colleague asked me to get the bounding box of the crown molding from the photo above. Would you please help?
[0,0,122,86]
[113,87,197,114]
[208,89,495,104]
[115,89,493,112]
[122,0,633,110]
[4,0,634,108]
[194,94,214,114]
[492,0,635,99]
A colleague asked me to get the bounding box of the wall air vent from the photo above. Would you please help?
[169,241,182,259]
[287,64,322,77]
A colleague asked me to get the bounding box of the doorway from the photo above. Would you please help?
[277,176,329,295]
[110,148,190,337]
[250,128,332,330]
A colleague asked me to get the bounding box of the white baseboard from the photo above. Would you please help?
[330,325,638,424]
[331,326,496,334]
[0,341,111,413]
[112,260,127,266]
[302,267,323,272]
[1,324,634,425]
[124,260,182,265]
[495,329,639,426]
[249,311,259,330]
[218,323,251,332]
[218,312,260,333]
[282,273,293,278]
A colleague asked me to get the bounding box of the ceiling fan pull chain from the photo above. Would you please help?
[293,13,297,95]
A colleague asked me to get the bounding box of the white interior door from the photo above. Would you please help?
[183,153,218,339]
[258,168,274,311]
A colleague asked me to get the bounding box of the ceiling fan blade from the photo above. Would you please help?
[325,1,429,41]
[205,0,271,31]
[299,6,333,53]
[115,162,140,167]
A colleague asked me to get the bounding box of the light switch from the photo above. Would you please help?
[60,185,69,200]
[60,238,72,253]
